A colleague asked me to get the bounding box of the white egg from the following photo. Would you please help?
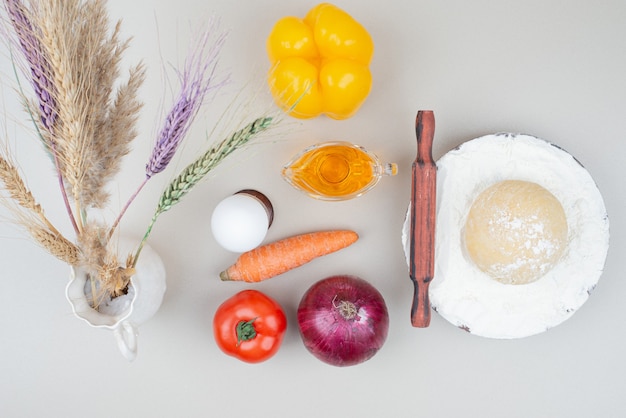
[402,133,609,339]
[211,191,273,253]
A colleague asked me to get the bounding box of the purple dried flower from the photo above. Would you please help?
[4,0,57,131]
[145,22,229,178]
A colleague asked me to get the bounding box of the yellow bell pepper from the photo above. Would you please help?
[266,3,374,120]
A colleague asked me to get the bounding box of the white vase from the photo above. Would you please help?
[65,237,166,361]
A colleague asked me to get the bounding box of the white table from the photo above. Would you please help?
[1,1,624,417]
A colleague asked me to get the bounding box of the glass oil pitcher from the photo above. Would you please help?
[282,141,398,201]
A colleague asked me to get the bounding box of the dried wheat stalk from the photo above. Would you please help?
[2,0,148,297]
[0,152,80,262]
[131,116,274,265]
[1,0,274,305]
[28,226,80,265]
[25,0,144,212]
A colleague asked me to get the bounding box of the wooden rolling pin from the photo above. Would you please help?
[409,110,436,327]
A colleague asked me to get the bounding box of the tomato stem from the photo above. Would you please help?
[236,318,258,346]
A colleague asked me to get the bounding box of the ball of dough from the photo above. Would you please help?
[464,180,568,285]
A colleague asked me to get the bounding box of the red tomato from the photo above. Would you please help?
[213,289,287,363]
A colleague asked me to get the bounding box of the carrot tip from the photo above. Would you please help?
[219,270,232,281]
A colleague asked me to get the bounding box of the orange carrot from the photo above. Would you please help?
[219,230,359,282]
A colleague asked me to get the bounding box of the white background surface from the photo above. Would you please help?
[1,1,625,417]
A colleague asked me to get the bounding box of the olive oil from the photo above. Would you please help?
[282,142,397,200]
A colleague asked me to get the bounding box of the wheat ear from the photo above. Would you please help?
[156,116,273,215]
[4,0,81,234]
[130,116,273,265]
[0,153,78,264]
[108,20,228,239]
[0,155,58,234]
[27,225,80,265]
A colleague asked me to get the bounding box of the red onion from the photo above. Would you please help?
[297,275,389,367]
